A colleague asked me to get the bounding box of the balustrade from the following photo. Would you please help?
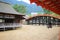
[0,23,21,28]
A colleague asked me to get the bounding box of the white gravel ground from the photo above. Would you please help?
[0,25,60,40]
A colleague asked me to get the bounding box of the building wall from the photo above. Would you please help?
[0,13,24,28]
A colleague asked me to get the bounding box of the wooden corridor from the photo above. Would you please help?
[26,14,60,28]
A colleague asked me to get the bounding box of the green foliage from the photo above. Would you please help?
[43,8,53,14]
[38,12,41,14]
[28,13,31,16]
[37,12,43,14]
[13,4,26,14]
[43,8,59,16]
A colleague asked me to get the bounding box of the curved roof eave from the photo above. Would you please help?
[26,14,60,20]
[0,1,24,16]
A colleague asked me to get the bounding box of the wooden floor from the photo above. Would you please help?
[0,25,60,40]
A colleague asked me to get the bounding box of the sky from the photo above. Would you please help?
[0,0,44,15]
[17,0,34,4]
[0,0,30,4]
[0,0,35,4]
[17,0,30,4]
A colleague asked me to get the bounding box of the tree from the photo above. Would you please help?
[43,8,53,14]
[43,8,58,15]
[43,8,59,16]
[13,4,26,14]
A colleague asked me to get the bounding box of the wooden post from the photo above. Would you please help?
[46,16,47,25]
[41,17,43,25]
[32,19,33,25]
[47,17,52,28]
[27,20,29,25]
[38,17,40,25]
[35,17,36,25]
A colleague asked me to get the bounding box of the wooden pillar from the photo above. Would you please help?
[56,19,57,25]
[53,18,56,25]
[47,16,52,28]
[46,16,48,25]
[36,16,39,25]
[32,19,33,25]
[55,19,57,26]
[41,16,43,25]
[40,17,41,25]
[27,20,29,25]
[33,17,35,25]
[53,18,54,25]
[29,20,31,25]
[46,16,47,25]
[43,16,45,25]
[38,17,40,25]
[42,16,43,25]
[35,17,36,25]
[57,19,60,27]
[34,18,35,25]
[52,18,54,25]
[37,17,39,25]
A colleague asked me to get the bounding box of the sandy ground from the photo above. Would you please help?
[0,25,60,40]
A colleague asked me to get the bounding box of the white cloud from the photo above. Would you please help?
[32,3,35,4]
[31,12,38,16]
[23,0,30,4]
[17,0,30,4]
[17,0,21,1]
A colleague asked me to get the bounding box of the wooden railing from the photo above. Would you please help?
[0,23,21,28]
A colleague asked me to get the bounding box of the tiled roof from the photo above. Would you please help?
[0,1,24,15]
[26,14,60,20]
